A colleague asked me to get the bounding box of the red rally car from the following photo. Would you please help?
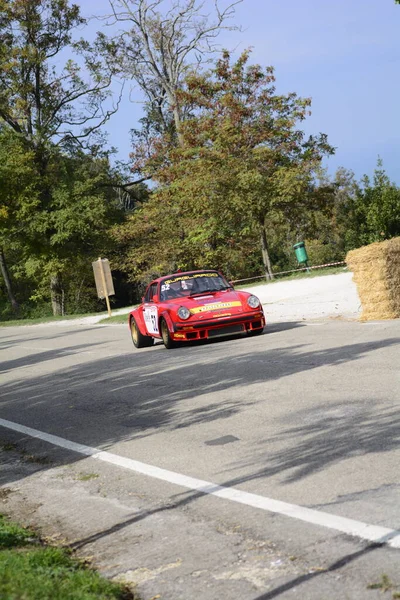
[129,269,265,349]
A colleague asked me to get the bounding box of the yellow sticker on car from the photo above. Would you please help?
[190,301,241,314]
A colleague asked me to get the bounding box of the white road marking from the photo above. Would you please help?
[1,417,399,549]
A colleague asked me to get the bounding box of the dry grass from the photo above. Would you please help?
[346,237,400,321]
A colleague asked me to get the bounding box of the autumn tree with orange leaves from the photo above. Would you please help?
[115,51,334,282]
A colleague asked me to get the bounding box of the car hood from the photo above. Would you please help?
[169,290,258,318]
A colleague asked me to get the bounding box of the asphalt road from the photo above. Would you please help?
[1,318,400,599]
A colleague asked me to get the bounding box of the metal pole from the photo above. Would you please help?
[98,257,111,318]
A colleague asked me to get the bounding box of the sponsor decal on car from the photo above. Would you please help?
[190,301,242,314]
[164,272,219,285]
[212,312,232,318]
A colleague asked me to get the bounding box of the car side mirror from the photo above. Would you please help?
[152,294,159,303]
[229,281,234,288]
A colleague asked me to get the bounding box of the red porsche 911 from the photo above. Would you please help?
[129,270,265,349]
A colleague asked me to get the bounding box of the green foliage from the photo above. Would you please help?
[0,132,126,317]
[286,161,400,264]
[99,313,130,324]
[0,515,35,549]
[367,574,395,592]
[0,0,116,151]
[0,130,40,246]
[116,50,333,283]
[0,0,124,316]
[1,3,398,307]
[334,161,400,251]
[0,516,132,600]
[355,165,400,243]
[303,239,342,266]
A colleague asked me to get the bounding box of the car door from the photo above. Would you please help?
[142,282,160,336]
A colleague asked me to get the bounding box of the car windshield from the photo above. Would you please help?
[160,272,230,301]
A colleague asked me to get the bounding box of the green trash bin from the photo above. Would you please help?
[293,241,308,264]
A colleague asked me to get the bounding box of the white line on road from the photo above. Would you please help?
[1,417,399,549]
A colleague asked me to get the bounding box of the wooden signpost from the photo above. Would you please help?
[92,257,115,317]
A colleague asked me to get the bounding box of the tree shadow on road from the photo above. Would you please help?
[0,340,106,372]
[218,402,400,486]
[1,322,399,599]
[251,540,391,599]
[0,324,399,494]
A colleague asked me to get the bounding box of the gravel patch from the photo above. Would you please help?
[243,271,361,322]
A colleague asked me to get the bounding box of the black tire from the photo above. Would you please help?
[160,318,176,349]
[130,317,154,349]
[247,327,264,337]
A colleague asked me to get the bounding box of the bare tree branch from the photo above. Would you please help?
[0,1,118,153]
[54,85,123,147]
[0,109,23,134]
[97,176,151,189]
[100,0,242,139]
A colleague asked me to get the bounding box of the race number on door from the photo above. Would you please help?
[143,306,159,335]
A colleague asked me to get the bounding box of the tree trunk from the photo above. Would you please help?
[172,101,184,147]
[260,225,274,281]
[0,248,19,312]
[50,274,64,316]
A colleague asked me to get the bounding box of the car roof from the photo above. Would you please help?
[152,270,219,285]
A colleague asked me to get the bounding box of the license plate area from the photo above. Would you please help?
[208,324,244,338]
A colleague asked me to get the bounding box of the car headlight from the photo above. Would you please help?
[247,295,260,309]
[177,306,191,320]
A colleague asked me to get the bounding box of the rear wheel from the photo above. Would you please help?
[247,327,264,337]
[130,317,154,348]
[160,318,176,349]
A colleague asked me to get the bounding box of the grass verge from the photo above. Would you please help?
[0,312,103,328]
[0,514,134,600]
[1,309,136,327]
[99,313,130,324]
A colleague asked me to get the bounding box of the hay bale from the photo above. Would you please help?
[346,237,400,321]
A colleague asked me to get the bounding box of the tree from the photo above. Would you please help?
[0,128,41,312]
[0,123,127,316]
[23,150,125,315]
[308,162,400,258]
[121,51,333,281]
[343,161,400,248]
[0,0,119,152]
[0,0,120,314]
[294,167,358,265]
[99,0,241,145]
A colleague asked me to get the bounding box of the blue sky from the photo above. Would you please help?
[76,0,400,183]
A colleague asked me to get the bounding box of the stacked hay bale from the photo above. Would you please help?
[346,237,400,320]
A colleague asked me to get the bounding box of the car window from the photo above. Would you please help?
[160,272,229,300]
[144,282,158,303]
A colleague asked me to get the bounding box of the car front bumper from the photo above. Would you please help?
[172,311,265,341]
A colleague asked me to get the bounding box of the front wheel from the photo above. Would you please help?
[130,317,154,349]
[160,318,176,349]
